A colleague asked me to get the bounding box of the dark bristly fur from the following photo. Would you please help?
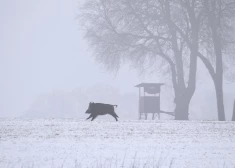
[85,102,119,121]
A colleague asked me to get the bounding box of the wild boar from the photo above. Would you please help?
[85,102,119,121]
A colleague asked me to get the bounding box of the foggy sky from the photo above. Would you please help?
[1,0,156,117]
[1,0,234,119]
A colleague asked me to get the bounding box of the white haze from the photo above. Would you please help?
[1,0,234,120]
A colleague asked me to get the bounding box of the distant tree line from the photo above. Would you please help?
[24,86,138,119]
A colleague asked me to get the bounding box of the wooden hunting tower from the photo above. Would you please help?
[135,83,164,120]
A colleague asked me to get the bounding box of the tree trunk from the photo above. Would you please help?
[204,0,226,121]
[174,96,190,120]
[213,29,226,121]
[232,100,235,121]
[214,79,226,121]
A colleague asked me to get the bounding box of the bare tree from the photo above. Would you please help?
[159,0,235,120]
[163,0,204,120]
[79,0,197,120]
[196,0,235,120]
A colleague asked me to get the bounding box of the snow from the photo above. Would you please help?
[0,119,235,168]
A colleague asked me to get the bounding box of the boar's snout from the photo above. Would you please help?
[85,102,93,114]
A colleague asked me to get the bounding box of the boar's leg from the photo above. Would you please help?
[112,112,119,118]
[86,114,93,120]
[91,115,98,121]
[114,112,119,118]
[110,113,118,121]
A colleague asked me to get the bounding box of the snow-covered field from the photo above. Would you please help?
[0,119,235,168]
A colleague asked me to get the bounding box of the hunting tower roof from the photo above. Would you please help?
[134,83,164,88]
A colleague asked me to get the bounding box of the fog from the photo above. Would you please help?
[1,0,234,120]
[0,0,157,118]
[1,1,235,167]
